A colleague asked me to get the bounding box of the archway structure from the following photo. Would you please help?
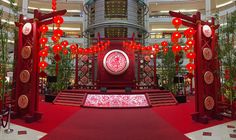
[13,9,67,122]
[169,11,222,123]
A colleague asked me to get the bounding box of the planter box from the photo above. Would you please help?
[175,95,186,103]
[45,94,56,103]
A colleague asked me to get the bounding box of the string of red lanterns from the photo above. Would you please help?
[184,27,196,73]
[39,25,49,71]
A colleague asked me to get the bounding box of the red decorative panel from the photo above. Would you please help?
[97,42,135,89]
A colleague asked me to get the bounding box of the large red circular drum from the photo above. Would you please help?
[103,50,129,75]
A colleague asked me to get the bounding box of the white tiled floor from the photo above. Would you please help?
[1,121,236,140]
[0,123,46,140]
[185,121,236,140]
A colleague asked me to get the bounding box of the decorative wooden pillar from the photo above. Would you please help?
[169,11,222,123]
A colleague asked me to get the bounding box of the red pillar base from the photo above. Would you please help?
[192,112,223,124]
[24,112,42,123]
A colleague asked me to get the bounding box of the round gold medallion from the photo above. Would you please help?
[203,48,212,61]
[18,95,29,109]
[204,71,214,85]
[20,70,30,83]
[204,96,215,110]
[21,46,32,59]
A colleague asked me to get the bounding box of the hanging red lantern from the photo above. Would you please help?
[186,40,195,47]
[163,47,168,54]
[53,16,64,25]
[39,50,48,57]
[44,46,50,51]
[61,40,69,47]
[77,48,83,54]
[53,44,62,54]
[52,0,56,11]
[39,37,48,44]
[186,52,196,59]
[172,18,182,29]
[62,49,68,55]
[70,44,77,51]
[172,44,182,54]
[40,25,48,33]
[161,41,168,47]
[53,29,63,37]
[51,35,59,42]
[184,27,196,38]
[186,63,195,73]
[172,31,182,40]
[39,61,48,70]
[183,45,190,52]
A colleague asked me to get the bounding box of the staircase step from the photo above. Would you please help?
[55,99,83,104]
[54,102,81,107]
[147,91,177,107]
[152,102,177,106]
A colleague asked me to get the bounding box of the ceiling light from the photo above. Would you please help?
[28,6,81,13]
[160,9,197,13]
[152,28,187,31]
[48,27,80,31]
[216,1,233,8]
[1,0,17,6]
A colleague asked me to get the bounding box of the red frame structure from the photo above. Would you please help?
[169,11,222,123]
[13,9,66,122]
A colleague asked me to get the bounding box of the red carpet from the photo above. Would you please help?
[12,100,80,133]
[40,108,190,140]
[152,96,231,134]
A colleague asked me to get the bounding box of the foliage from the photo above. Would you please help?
[0,0,18,103]
[218,11,236,103]
[46,52,74,94]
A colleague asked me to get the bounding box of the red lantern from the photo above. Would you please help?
[172,44,182,54]
[161,41,168,47]
[61,40,69,47]
[53,16,64,25]
[186,52,196,59]
[53,44,62,54]
[172,32,182,39]
[44,46,50,51]
[39,61,48,70]
[172,18,182,28]
[53,29,63,37]
[77,48,83,54]
[63,49,68,55]
[184,28,196,38]
[70,44,77,51]
[51,35,59,42]
[39,37,48,44]
[163,47,168,54]
[40,25,48,33]
[186,40,195,47]
[183,45,190,52]
[186,63,195,73]
[52,0,56,11]
[39,50,48,57]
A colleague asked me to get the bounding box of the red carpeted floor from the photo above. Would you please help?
[40,108,190,140]
[12,100,80,133]
[12,95,231,137]
[152,95,231,134]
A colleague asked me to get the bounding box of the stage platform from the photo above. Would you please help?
[62,89,170,94]
[53,89,178,108]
